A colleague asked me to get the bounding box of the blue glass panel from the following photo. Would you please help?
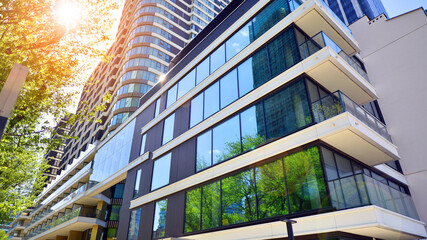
[237,57,255,97]
[210,44,225,73]
[196,58,210,85]
[225,22,252,61]
[240,104,266,151]
[166,85,177,108]
[162,113,175,145]
[196,131,212,172]
[151,153,171,190]
[190,94,204,128]
[212,116,241,164]
[127,208,141,240]
[177,69,196,99]
[203,82,219,119]
[153,199,168,238]
[252,0,290,40]
[219,69,238,108]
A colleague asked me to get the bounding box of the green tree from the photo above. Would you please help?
[0,0,120,223]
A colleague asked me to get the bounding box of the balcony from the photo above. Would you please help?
[329,173,419,220]
[23,207,105,240]
[297,31,376,105]
[291,0,359,55]
[310,91,398,165]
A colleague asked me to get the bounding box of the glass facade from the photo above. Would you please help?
[90,120,136,186]
[186,146,329,233]
[162,113,175,145]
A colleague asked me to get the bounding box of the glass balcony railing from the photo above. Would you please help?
[311,91,392,141]
[51,183,88,211]
[299,31,370,82]
[329,173,419,220]
[23,207,104,240]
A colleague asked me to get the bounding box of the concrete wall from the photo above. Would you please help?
[350,8,427,229]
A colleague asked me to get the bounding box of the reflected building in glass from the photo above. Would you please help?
[323,0,388,25]
[8,0,427,240]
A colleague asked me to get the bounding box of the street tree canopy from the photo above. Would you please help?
[0,0,120,223]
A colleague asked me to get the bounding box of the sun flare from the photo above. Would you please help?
[55,1,80,30]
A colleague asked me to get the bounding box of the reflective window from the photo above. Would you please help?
[126,46,172,62]
[166,85,177,108]
[251,48,271,88]
[284,146,328,212]
[190,94,203,128]
[123,58,168,73]
[255,159,288,219]
[127,208,141,240]
[162,113,175,145]
[134,169,142,199]
[184,188,201,233]
[154,98,161,118]
[219,69,238,108]
[267,28,300,77]
[153,199,168,238]
[177,69,196,99]
[201,181,220,229]
[110,205,121,221]
[252,0,290,40]
[225,22,252,61]
[140,134,147,156]
[264,80,311,140]
[321,147,339,181]
[117,84,151,96]
[151,153,171,191]
[120,70,158,83]
[113,97,139,111]
[237,57,255,97]
[114,183,125,198]
[196,58,210,85]
[210,44,225,73]
[212,115,241,164]
[196,131,212,172]
[221,170,256,225]
[203,82,219,118]
[240,104,266,152]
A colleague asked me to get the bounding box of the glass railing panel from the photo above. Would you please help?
[329,174,419,220]
[339,93,391,141]
[299,31,370,82]
[288,0,305,11]
[311,92,343,122]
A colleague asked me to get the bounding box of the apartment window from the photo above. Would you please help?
[140,134,147,156]
[219,69,238,108]
[134,169,142,199]
[151,153,171,191]
[186,146,328,233]
[252,0,290,39]
[203,82,219,118]
[109,205,121,221]
[166,85,177,108]
[190,94,203,128]
[212,115,241,164]
[225,22,252,61]
[154,98,161,117]
[196,57,209,85]
[210,44,225,73]
[127,208,141,240]
[196,78,313,172]
[152,199,168,238]
[162,113,175,145]
[177,69,196,99]
[114,184,125,198]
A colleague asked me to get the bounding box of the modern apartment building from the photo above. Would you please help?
[349,8,427,233]
[7,0,427,239]
[322,0,387,25]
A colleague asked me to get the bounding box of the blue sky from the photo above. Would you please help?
[382,0,427,17]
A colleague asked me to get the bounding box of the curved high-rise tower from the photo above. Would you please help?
[60,0,227,177]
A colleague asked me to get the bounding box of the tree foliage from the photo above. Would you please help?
[0,0,120,223]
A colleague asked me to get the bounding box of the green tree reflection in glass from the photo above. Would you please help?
[152,199,168,238]
[221,170,256,226]
[184,188,201,233]
[255,159,289,219]
[201,181,221,230]
[284,146,330,213]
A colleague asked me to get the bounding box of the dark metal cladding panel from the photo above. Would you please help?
[164,191,186,237]
[140,201,156,239]
[173,100,190,137]
[170,137,196,183]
